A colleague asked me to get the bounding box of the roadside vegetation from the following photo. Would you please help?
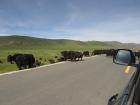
[0,49,92,73]
[1,35,138,73]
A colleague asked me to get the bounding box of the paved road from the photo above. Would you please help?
[0,56,134,105]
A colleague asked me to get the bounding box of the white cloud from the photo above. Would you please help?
[53,16,140,43]
[0,0,140,43]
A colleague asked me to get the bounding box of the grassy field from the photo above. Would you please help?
[0,63,17,73]
[1,35,131,74]
[0,49,61,73]
[0,48,96,73]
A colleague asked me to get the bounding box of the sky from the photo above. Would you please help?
[0,0,140,43]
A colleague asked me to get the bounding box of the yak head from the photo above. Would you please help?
[7,55,14,64]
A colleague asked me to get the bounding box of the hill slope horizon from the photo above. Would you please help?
[0,35,140,50]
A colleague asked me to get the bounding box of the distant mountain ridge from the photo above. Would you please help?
[0,35,140,50]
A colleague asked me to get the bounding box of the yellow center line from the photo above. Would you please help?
[124,66,131,74]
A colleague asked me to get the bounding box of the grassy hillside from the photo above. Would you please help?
[0,35,111,50]
[1,35,139,50]
[0,35,140,73]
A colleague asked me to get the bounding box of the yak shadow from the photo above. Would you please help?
[68,59,85,62]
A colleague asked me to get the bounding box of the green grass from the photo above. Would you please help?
[0,49,60,73]
[0,63,17,73]
[0,35,116,74]
[0,48,99,73]
[0,49,87,73]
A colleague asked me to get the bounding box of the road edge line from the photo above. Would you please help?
[0,62,66,76]
[0,55,98,76]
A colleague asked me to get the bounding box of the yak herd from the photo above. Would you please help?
[4,49,140,70]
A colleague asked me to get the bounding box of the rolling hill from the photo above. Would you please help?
[0,35,140,50]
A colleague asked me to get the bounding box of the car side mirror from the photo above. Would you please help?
[113,49,136,66]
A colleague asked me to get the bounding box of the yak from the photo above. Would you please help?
[83,51,90,57]
[61,51,83,61]
[7,53,35,70]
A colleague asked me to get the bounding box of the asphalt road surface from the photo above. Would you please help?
[0,56,135,105]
